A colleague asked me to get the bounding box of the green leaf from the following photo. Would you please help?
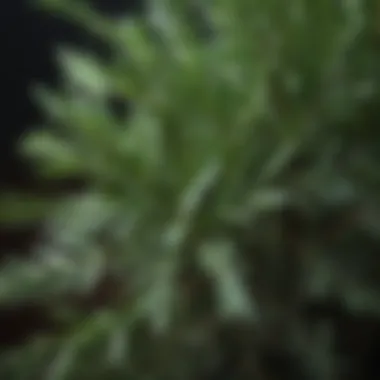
[199,238,258,321]
[58,49,110,96]
[21,131,84,178]
[0,194,55,226]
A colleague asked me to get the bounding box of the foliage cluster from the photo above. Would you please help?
[1,0,380,379]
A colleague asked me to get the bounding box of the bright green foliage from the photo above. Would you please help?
[1,0,380,379]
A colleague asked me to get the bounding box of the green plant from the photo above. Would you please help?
[1,0,380,379]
